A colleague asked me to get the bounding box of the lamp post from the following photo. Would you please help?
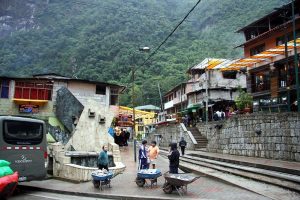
[132,47,150,162]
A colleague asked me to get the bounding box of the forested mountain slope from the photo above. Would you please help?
[0,0,289,106]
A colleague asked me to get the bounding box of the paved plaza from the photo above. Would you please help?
[18,145,275,200]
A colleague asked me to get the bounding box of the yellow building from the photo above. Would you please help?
[118,106,156,138]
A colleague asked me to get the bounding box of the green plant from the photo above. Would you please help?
[235,87,253,110]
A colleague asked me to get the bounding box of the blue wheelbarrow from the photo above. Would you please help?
[91,171,114,190]
[135,169,162,187]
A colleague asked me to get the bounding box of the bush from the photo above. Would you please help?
[235,87,253,110]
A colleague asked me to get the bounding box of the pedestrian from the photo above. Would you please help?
[216,110,222,119]
[178,137,187,156]
[125,130,130,146]
[108,127,115,138]
[168,143,180,174]
[97,145,109,170]
[139,140,148,170]
[221,110,225,120]
[213,112,219,121]
[148,141,159,169]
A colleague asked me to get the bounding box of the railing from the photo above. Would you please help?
[180,123,197,145]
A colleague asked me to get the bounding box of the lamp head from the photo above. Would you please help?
[139,47,150,52]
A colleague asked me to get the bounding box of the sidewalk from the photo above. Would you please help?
[19,145,270,200]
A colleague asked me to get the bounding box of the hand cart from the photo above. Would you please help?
[91,171,114,190]
[162,172,200,196]
[135,169,162,187]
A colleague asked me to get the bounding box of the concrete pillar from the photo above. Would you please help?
[106,86,110,107]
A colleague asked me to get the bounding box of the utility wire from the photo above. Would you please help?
[139,0,202,68]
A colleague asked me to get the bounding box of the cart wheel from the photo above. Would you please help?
[135,177,145,187]
[93,180,100,188]
[163,183,173,194]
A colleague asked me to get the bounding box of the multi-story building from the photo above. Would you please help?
[163,82,190,118]
[162,58,246,121]
[235,0,300,112]
[0,73,124,120]
[186,58,246,121]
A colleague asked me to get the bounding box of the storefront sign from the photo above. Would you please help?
[19,105,39,113]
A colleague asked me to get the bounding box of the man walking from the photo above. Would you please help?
[178,137,187,156]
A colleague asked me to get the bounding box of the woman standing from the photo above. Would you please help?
[97,145,109,170]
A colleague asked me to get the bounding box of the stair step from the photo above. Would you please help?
[179,162,300,200]
[179,155,300,192]
[160,150,300,193]
[188,153,300,176]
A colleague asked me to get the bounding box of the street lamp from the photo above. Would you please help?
[291,0,299,112]
[132,47,150,162]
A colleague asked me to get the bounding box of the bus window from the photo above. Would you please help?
[3,120,43,145]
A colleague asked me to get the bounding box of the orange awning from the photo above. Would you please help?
[222,37,300,71]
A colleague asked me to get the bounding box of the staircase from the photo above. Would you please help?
[159,149,300,198]
[187,127,208,149]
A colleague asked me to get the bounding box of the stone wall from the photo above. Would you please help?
[147,122,195,150]
[196,113,300,162]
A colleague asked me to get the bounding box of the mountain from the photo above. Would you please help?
[0,0,289,106]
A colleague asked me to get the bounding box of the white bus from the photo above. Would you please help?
[0,116,47,181]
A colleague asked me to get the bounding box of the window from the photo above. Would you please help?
[222,71,237,79]
[138,126,143,132]
[14,81,53,100]
[277,64,287,88]
[110,95,118,105]
[276,29,300,46]
[251,70,270,92]
[250,44,265,56]
[96,85,106,95]
[0,80,9,98]
[3,120,43,145]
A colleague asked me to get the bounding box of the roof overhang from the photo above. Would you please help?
[222,38,300,71]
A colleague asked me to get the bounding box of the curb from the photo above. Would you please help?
[18,184,177,200]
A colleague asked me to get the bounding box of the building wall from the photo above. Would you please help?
[147,123,194,150]
[196,112,300,162]
[67,82,106,106]
[206,70,246,89]
[244,23,300,57]
[0,98,55,120]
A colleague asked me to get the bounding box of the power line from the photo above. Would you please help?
[139,0,202,68]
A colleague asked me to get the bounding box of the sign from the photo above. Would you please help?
[19,105,39,113]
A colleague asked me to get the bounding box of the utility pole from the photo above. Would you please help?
[205,69,209,124]
[282,11,291,111]
[292,0,300,111]
[132,65,137,162]
[132,47,150,163]
[158,83,163,112]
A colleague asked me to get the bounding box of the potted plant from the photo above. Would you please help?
[235,87,253,113]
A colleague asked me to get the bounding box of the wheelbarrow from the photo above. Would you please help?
[135,169,162,187]
[91,170,114,190]
[162,172,200,196]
